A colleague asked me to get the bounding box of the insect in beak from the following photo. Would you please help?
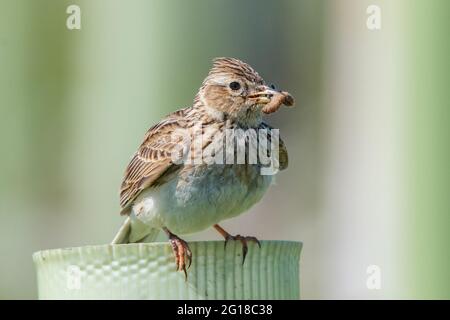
[248,85,278,105]
[248,85,295,114]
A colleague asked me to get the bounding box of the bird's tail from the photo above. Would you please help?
[111,216,160,244]
[111,217,131,244]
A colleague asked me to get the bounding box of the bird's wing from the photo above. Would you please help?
[119,109,190,214]
[260,121,289,171]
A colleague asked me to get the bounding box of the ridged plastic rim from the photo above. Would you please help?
[33,241,302,300]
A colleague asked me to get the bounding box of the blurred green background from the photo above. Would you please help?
[0,0,449,299]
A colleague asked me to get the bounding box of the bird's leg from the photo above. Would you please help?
[213,224,261,265]
[162,227,192,279]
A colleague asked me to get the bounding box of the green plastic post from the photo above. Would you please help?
[33,241,302,299]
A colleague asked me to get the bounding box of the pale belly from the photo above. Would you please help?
[132,164,273,235]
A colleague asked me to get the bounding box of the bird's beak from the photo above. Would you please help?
[248,85,295,114]
[247,86,279,105]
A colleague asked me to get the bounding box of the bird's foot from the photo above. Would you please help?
[225,234,261,265]
[163,227,192,279]
[213,224,261,265]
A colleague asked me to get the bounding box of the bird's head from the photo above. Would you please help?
[197,57,293,127]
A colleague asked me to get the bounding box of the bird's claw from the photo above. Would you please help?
[224,234,261,265]
[168,234,192,280]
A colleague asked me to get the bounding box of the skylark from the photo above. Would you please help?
[111,57,294,277]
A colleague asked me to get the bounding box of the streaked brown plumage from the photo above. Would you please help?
[113,57,294,277]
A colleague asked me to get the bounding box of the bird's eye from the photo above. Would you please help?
[229,81,241,91]
[270,84,276,90]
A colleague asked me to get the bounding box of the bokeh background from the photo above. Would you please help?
[0,0,449,299]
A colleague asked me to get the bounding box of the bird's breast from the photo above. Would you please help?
[168,164,272,229]
[133,161,274,234]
